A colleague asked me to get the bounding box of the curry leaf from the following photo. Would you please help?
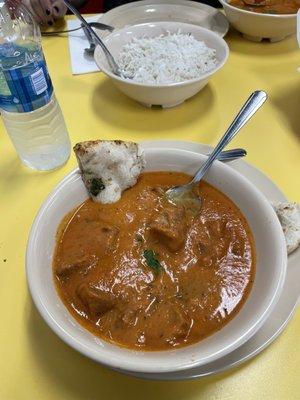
[143,249,162,273]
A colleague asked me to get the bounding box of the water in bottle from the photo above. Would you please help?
[0,0,71,170]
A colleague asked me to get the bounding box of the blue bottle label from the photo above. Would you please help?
[0,57,53,112]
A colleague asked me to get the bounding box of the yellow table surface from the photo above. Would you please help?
[0,18,300,399]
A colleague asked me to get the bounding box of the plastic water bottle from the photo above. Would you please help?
[0,0,71,170]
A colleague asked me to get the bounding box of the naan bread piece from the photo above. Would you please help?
[74,140,145,204]
[272,202,300,254]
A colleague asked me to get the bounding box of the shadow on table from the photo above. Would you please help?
[0,152,74,200]
[271,83,300,141]
[0,156,54,195]
[90,79,215,135]
[0,157,26,191]
[26,298,247,400]
[227,28,299,56]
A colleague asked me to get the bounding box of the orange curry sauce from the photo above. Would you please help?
[53,172,256,350]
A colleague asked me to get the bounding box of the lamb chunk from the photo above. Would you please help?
[143,302,190,344]
[55,225,118,279]
[55,256,97,279]
[149,205,187,251]
[76,283,115,316]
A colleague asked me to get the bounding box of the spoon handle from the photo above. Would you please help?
[88,22,114,32]
[191,90,267,184]
[217,148,247,162]
[82,24,95,48]
[62,0,120,75]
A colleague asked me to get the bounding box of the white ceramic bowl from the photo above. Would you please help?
[219,0,296,42]
[94,22,229,108]
[98,0,229,37]
[26,147,287,376]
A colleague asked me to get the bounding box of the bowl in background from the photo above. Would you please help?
[219,0,296,42]
[98,0,229,38]
[26,146,287,376]
[94,22,229,108]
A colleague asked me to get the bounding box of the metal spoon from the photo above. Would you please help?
[83,23,114,56]
[88,22,114,32]
[41,22,114,37]
[215,148,247,162]
[82,25,95,55]
[165,90,267,211]
[62,0,124,77]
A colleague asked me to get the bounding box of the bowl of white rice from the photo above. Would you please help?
[94,21,229,108]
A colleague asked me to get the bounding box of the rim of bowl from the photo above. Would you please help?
[95,22,229,88]
[26,149,287,374]
[219,0,297,18]
[101,0,229,18]
[99,0,230,38]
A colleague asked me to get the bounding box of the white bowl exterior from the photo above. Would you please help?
[26,148,287,374]
[94,22,229,107]
[112,78,209,107]
[220,0,296,40]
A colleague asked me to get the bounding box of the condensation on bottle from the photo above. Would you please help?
[0,0,71,170]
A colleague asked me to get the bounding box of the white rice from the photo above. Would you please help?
[118,32,218,84]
